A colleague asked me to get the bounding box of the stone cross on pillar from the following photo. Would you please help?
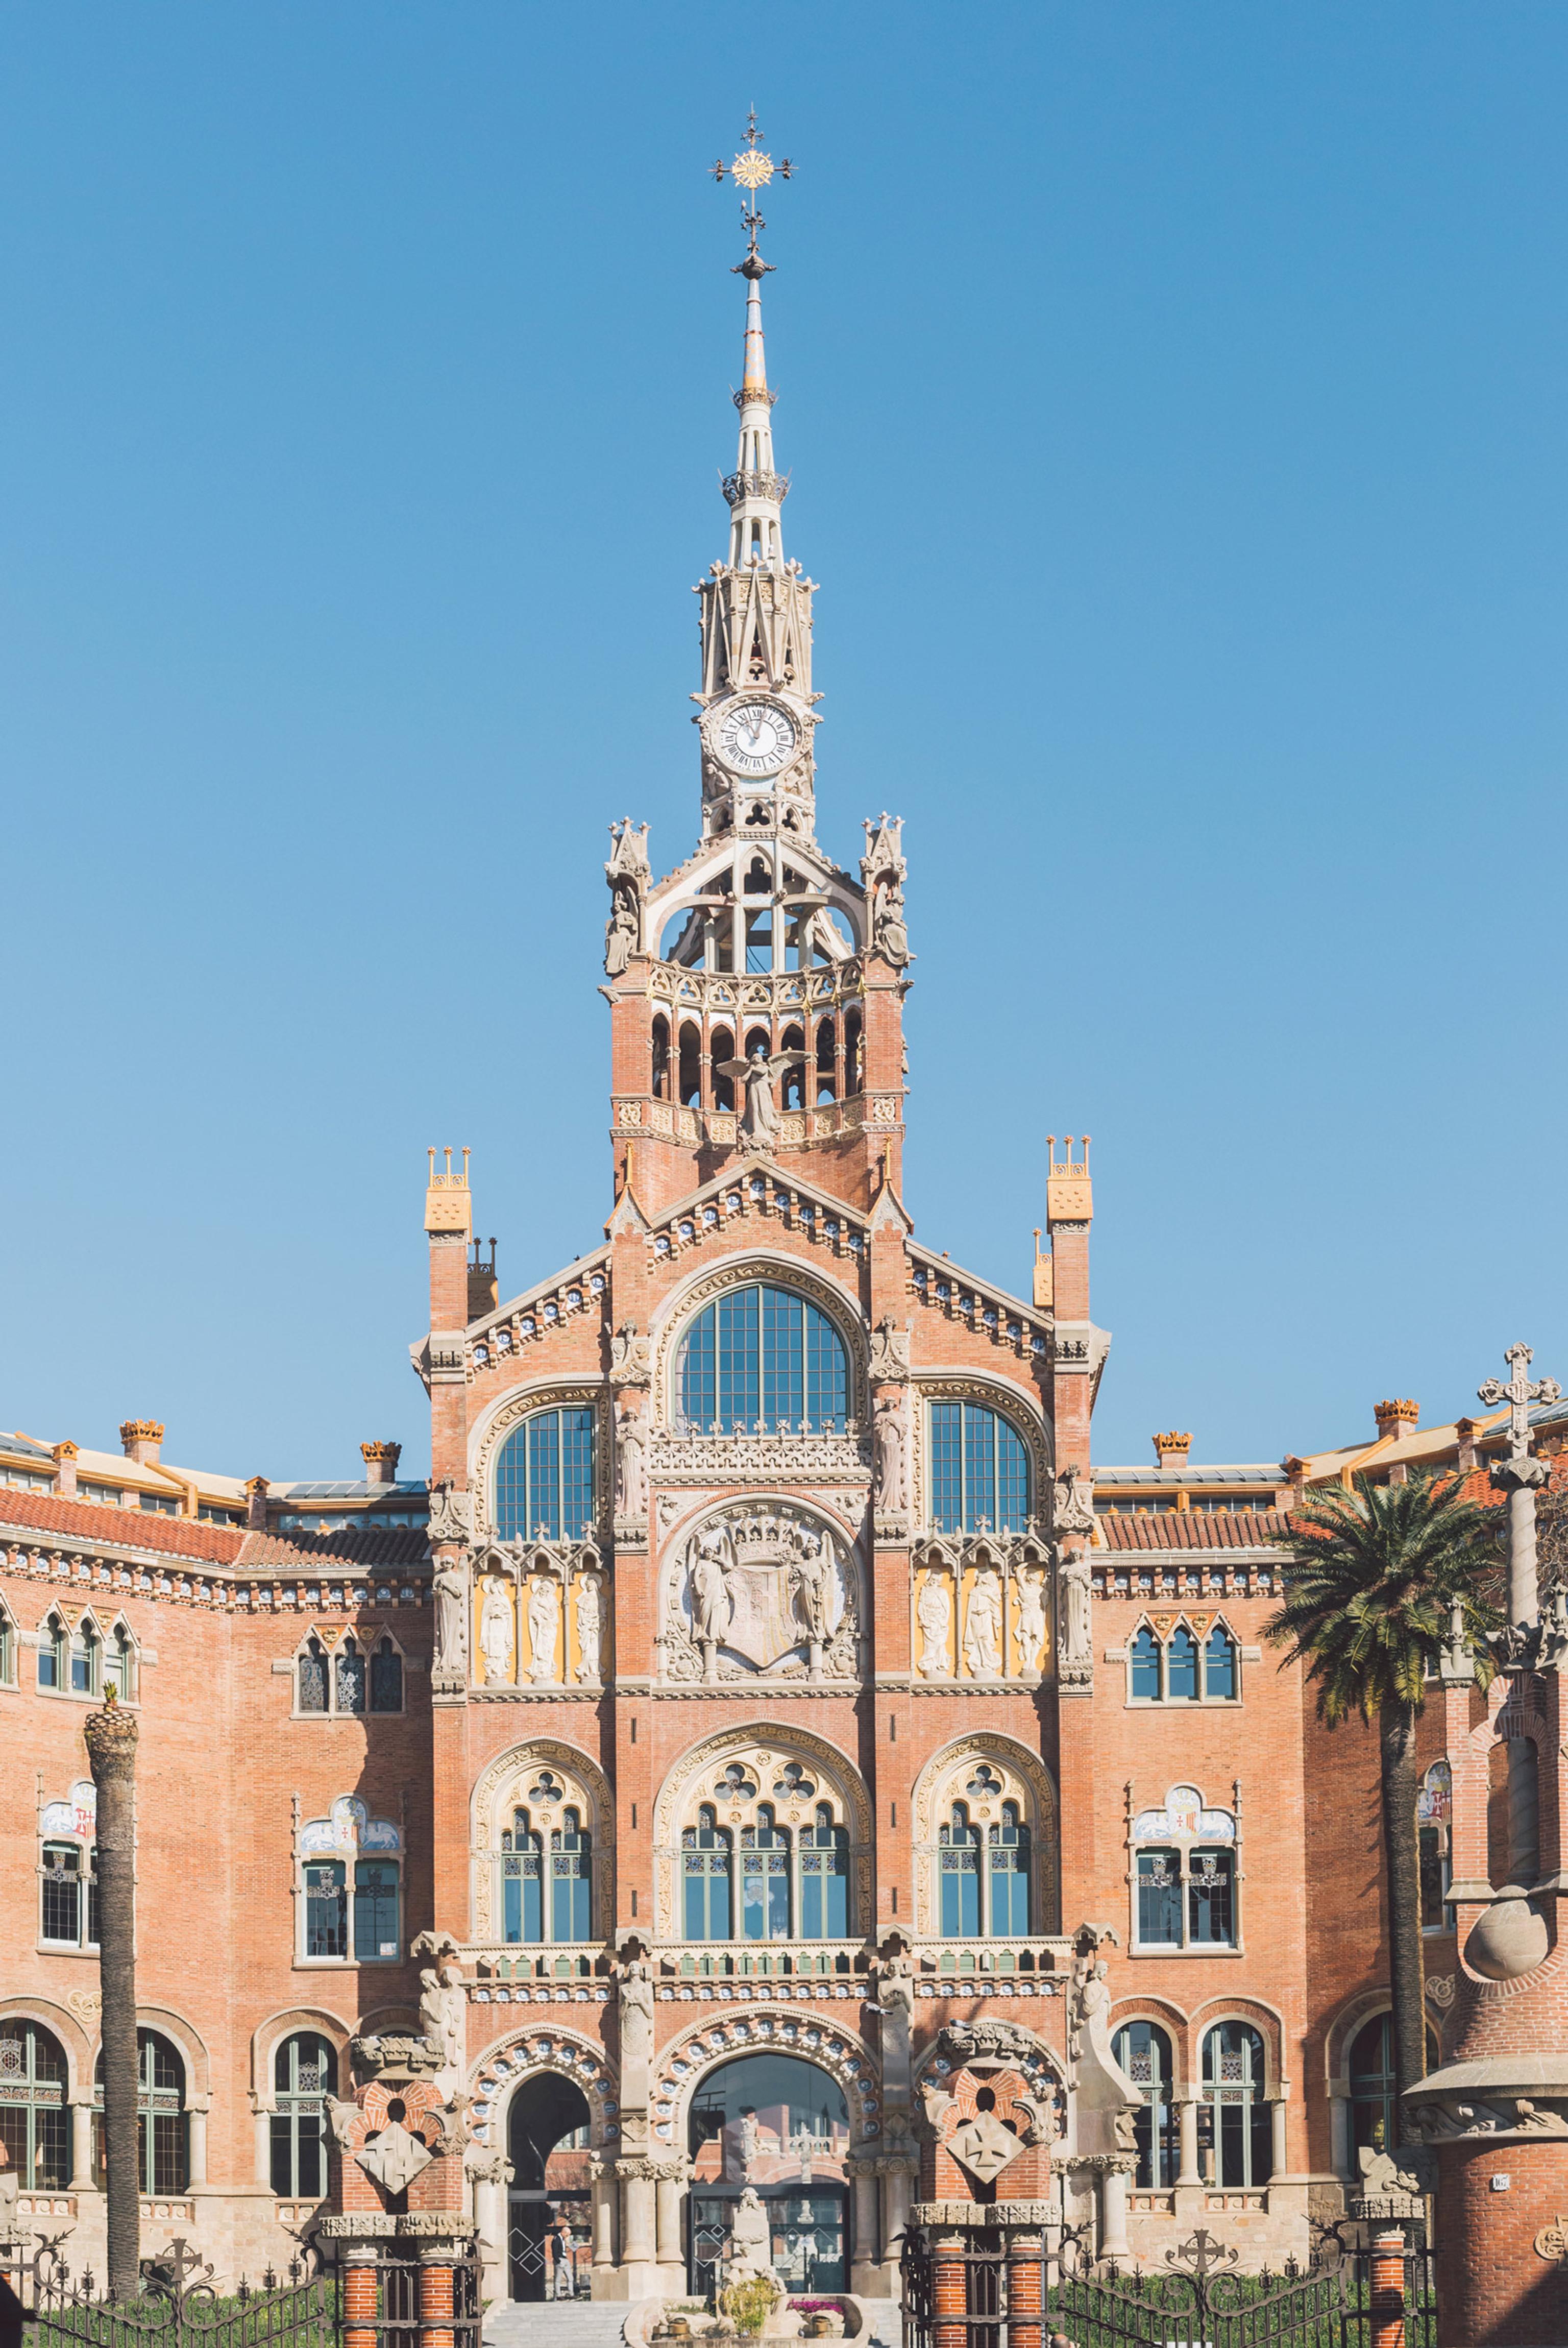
[1478,1342,1561,1628]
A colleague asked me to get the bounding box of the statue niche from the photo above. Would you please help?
[664,1503,860,1686]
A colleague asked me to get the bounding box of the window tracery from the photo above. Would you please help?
[294,1628,404,1716]
[38,1778,98,1951]
[471,1744,613,1947]
[653,1729,869,1945]
[93,2031,186,2196]
[911,1738,1059,1940]
[35,1612,67,1692]
[0,2019,70,2187]
[297,1796,402,1965]
[1127,1615,1240,1705]
[1130,1783,1239,1951]
[270,2030,336,2199]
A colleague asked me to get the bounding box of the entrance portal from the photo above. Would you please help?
[507,2070,592,2303]
[687,2053,850,2297]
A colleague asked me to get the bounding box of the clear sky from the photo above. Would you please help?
[3,5,1564,1482]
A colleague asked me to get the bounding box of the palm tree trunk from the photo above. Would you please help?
[84,1696,140,2298]
[1378,1698,1425,2141]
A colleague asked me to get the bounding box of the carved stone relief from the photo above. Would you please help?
[660,1502,862,1686]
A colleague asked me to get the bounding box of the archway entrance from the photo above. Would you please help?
[507,2070,591,2303]
[687,2053,849,2297]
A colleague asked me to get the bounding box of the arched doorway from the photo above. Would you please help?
[687,2053,849,2297]
[507,2071,591,2303]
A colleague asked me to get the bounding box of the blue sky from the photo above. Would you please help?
[2,5,1564,1480]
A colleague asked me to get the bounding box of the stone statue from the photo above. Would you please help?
[1016,1566,1047,1675]
[726,2185,774,2281]
[690,1530,732,1644]
[427,1479,473,1547]
[617,1954,654,2073]
[575,1571,602,1684]
[479,1576,514,1686]
[715,1046,806,1144]
[917,1571,951,1678]
[609,1320,651,1385]
[419,1961,465,2088]
[433,1557,469,1678]
[873,879,911,969]
[873,1394,907,1514]
[615,1405,647,1520]
[1059,1549,1092,1669]
[875,1946,916,2098]
[963,1566,1002,1678]
[604,884,638,978]
[790,1532,832,1643]
[527,1575,560,1684]
[1054,1463,1096,1537]
[867,1314,912,1384]
[738,2110,761,2180]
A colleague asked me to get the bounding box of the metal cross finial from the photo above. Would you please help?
[710,111,795,263]
[1479,1342,1561,1463]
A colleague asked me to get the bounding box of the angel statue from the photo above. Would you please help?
[716,1044,806,1144]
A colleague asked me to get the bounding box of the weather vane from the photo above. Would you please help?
[711,109,794,265]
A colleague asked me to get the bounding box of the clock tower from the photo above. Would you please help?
[602,121,911,1221]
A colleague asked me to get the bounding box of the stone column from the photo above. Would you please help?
[1270,2097,1288,2181]
[881,2158,914,2263]
[1176,2096,1202,2188]
[1329,2094,1351,2181]
[1098,2163,1132,2260]
[848,2162,878,2278]
[619,2158,656,2271]
[1005,2232,1044,2348]
[253,2105,273,2188]
[187,2102,209,2188]
[590,2155,616,2273]
[655,2165,685,2269]
[71,2102,94,2191]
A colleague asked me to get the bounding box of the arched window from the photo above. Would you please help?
[683,1806,733,1941]
[780,1026,806,1111]
[987,1802,1032,1935]
[270,2031,336,2199]
[815,1019,837,1104]
[69,1622,100,1696]
[928,1401,1031,1534]
[1419,1759,1453,1930]
[103,1626,134,1702]
[687,2052,850,2296]
[550,1809,593,1942]
[0,1605,14,1685]
[36,1615,66,1691]
[679,1022,702,1108]
[334,1638,366,1715]
[677,1286,848,1435]
[1165,1626,1199,1703]
[0,2020,69,2187]
[495,1408,597,1542]
[41,1841,97,1949]
[1201,2023,1269,2189]
[298,1637,328,1714]
[799,1805,848,1939]
[741,1806,791,1942]
[95,2031,187,2196]
[1348,2014,1395,2159]
[1112,2021,1175,2190]
[651,1015,670,1100]
[1130,1627,1162,1701]
[500,1807,544,1942]
[370,1637,403,1714]
[843,1011,862,1098]
[1204,1625,1237,1700]
[712,1027,736,1111]
[938,1803,982,1936]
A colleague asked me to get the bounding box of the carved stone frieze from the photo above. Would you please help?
[651,1429,870,1485]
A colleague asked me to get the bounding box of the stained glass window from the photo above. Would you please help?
[495,1409,597,1542]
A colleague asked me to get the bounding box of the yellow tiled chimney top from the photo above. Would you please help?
[1153,1430,1192,1467]
[120,1419,164,1465]
[425,1145,473,1237]
[1374,1398,1419,1440]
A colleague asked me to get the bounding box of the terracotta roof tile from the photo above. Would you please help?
[1098,1510,1287,1552]
[0,1486,246,1564]
[238,1526,430,1570]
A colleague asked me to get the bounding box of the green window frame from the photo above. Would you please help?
[353,1861,400,1961]
[0,2019,70,2188]
[270,2031,336,2199]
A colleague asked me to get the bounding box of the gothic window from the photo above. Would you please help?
[0,2020,69,2188]
[94,2031,186,2196]
[745,912,773,974]
[550,1809,593,1942]
[1418,1759,1453,1930]
[499,1804,593,1945]
[679,1022,703,1108]
[780,1025,807,1110]
[927,1402,1031,1534]
[938,1803,982,1936]
[987,1803,1032,1935]
[815,1020,836,1104]
[712,1027,736,1111]
[103,1625,134,1702]
[741,1806,791,1942]
[651,1015,670,1100]
[1131,1786,1238,1950]
[40,1841,97,1949]
[298,1639,329,1714]
[1200,2024,1270,2189]
[683,1806,733,1941]
[370,1637,403,1713]
[843,1010,862,1098]
[0,1603,14,1684]
[500,1807,544,1943]
[1112,2021,1175,2190]
[1126,1618,1241,1704]
[36,1614,66,1691]
[270,2031,336,2199]
[305,1862,348,1959]
[494,1408,597,1542]
[335,1639,366,1715]
[69,1622,99,1696]
[799,1805,849,1939]
[677,1285,849,1435]
[353,1860,400,1960]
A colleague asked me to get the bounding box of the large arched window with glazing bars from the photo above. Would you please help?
[495,1408,597,1542]
[677,1285,848,1435]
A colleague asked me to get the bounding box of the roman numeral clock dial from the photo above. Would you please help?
[714,697,798,779]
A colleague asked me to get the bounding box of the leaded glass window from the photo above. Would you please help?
[551,1811,593,1942]
[305,1861,347,1959]
[335,1643,366,1714]
[354,1861,400,1960]
[502,1809,544,1943]
[987,1803,1031,1935]
[1187,1849,1234,1945]
[938,1803,982,1936]
[799,1806,848,1939]
[95,2031,187,2196]
[271,2031,336,2198]
[1202,2023,1270,2188]
[677,1286,848,1434]
[1136,1850,1183,1946]
[1112,2021,1175,2190]
[683,1807,732,1941]
[298,1641,328,1714]
[741,1809,791,1942]
[0,2021,69,2188]
[370,1638,403,1713]
[495,1408,597,1541]
[927,1402,1031,1533]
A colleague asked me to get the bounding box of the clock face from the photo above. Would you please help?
[715,698,798,778]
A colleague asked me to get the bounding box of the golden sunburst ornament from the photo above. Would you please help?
[731,149,773,191]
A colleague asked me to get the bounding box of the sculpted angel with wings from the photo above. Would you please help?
[716,1043,805,1142]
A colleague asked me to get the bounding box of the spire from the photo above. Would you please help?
[713,113,793,573]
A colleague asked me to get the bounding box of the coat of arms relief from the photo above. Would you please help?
[661,1503,861,1683]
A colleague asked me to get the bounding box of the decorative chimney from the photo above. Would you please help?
[119,1419,164,1466]
[244,1476,270,1530]
[1374,1399,1418,1442]
[468,1238,499,1323]
[360,1442,402,1489]
[1455,1417,1482,1474]
[53,1441,78,1499]
[1153,1431,1192,1469]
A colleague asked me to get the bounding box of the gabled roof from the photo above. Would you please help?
[0,1484,429,1572]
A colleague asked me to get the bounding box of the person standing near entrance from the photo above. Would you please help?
[549,2221,573,2299]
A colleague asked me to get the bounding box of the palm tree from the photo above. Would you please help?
[84,1690,140,2298]
[1264,1471,1499,2138]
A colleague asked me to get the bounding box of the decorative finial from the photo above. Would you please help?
[710,110,794,272]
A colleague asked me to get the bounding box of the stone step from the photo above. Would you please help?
[483,2302,632,2348]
